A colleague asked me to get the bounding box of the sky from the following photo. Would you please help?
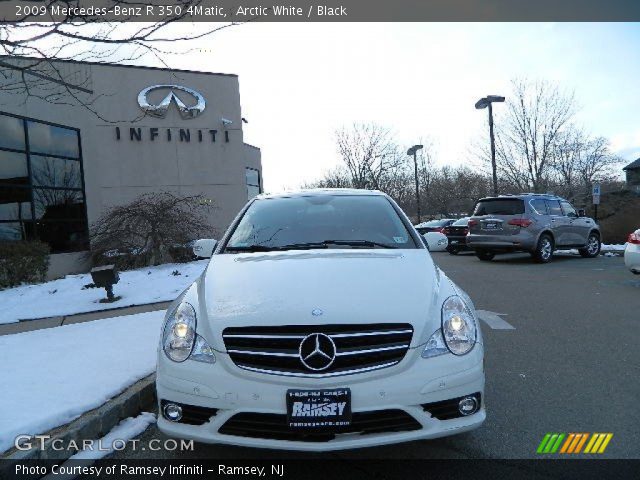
[55,23,640,191]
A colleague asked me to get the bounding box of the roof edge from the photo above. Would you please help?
[0,55,238,78]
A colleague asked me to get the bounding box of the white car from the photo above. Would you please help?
[624,229,640,274]
[156,189,485,451]
[423,232,449,252]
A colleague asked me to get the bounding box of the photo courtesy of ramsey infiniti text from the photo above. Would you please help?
[156,189,485,450]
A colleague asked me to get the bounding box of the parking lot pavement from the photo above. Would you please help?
[110,251,639,462]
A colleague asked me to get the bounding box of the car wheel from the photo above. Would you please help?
[533,234,554,263]
[579,233,601,258]
[475,250,495,261]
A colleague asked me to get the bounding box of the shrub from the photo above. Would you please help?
[89,192,214,270]
[0,240,50,289]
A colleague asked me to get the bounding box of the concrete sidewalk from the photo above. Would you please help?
[0,301,171,336]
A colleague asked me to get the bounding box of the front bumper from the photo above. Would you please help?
[156,346,485,451]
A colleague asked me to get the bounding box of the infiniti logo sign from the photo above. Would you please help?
[298,333,336,371]
[137,85,206,119]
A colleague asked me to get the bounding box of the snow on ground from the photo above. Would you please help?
[602,243,627,252]
[0,260,208,325]
[69,413,156,461]
[0,311,164,454]
[42,413,156,480]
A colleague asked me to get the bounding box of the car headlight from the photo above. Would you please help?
[163,302,216,363]
[441,295,477,355]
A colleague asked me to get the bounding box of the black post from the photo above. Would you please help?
[105,285,114,301]
[594,204,598,222]
[488,103,498,196]
[413,151,421,224]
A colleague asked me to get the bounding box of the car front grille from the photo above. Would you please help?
[218,410,421,441]
[222,324,413,377]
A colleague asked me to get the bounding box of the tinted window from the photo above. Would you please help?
[453,217,469,226]
[245,167,261,200]
[0,114,25,150]
[473,199,524,215]
[545,200,562,216]
[530,199,548,215]
[0,150,28,185]
[227,195,416,250]
[0,112,87,252]
[31,155,82,189]
[27,121,79,158]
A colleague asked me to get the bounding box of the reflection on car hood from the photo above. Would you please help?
[201,249,439,348]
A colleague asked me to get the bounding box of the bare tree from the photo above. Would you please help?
[89,192,214,267]
[483,79,577,192]
[335,123,403,190]
[1,6,242,120]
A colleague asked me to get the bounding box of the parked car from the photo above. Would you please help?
[415,219,456,235]
[157,189,485,451]
[624,229,640,274]
[443,217,471,255]
[466,194,601,263]
[422,231,449,251]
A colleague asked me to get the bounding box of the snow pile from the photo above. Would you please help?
[0,311,164,454]
[601,243,627,252]
[0,260,208,325]
[69,413,156,461]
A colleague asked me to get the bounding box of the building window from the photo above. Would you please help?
[246,167,261,200]
[0,112,88,253]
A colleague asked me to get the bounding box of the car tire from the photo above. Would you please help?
[533,234,554,263]
[579,233,601,258]
[475,250,495,261]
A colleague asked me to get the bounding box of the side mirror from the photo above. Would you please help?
[193,239,217,258]
[577,209,586,217]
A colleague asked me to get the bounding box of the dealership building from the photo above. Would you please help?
[0,57,262,278]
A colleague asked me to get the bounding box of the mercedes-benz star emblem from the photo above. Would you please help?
[137,85,206,119]
[298,333,336,371]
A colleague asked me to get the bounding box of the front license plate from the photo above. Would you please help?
[450,240,459,244]
[286,388,352,429]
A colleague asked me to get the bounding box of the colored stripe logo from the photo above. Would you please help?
[537,433,613,454]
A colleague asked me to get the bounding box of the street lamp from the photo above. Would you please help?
[475,95,505,196]
[407,144,424,223]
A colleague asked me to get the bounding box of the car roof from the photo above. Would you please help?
[255,188,387,200]
[477,193,565,202]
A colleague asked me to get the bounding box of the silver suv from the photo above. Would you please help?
[466,194,601,263]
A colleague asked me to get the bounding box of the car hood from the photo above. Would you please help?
[198,249,442,350]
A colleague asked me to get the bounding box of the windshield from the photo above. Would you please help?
[225,195,417,251]
[473,199,524,216]
[453,217,469,226]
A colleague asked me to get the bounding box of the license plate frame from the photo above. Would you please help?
[482,222,499,230]
[286,388,352,429]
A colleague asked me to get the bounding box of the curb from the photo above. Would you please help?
[0,301,171,337]
[0,374,156,468]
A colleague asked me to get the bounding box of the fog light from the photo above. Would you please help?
[163,403,183,422]
[458,396,479,416]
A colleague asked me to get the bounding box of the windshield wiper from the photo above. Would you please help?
[225,240,397,253]
[320,240,397,249]
[225,242,329,253]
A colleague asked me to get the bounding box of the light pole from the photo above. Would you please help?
[407,144,424,223]
[475,95,505,196]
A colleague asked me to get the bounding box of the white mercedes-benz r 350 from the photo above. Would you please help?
[156,189,485,451]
